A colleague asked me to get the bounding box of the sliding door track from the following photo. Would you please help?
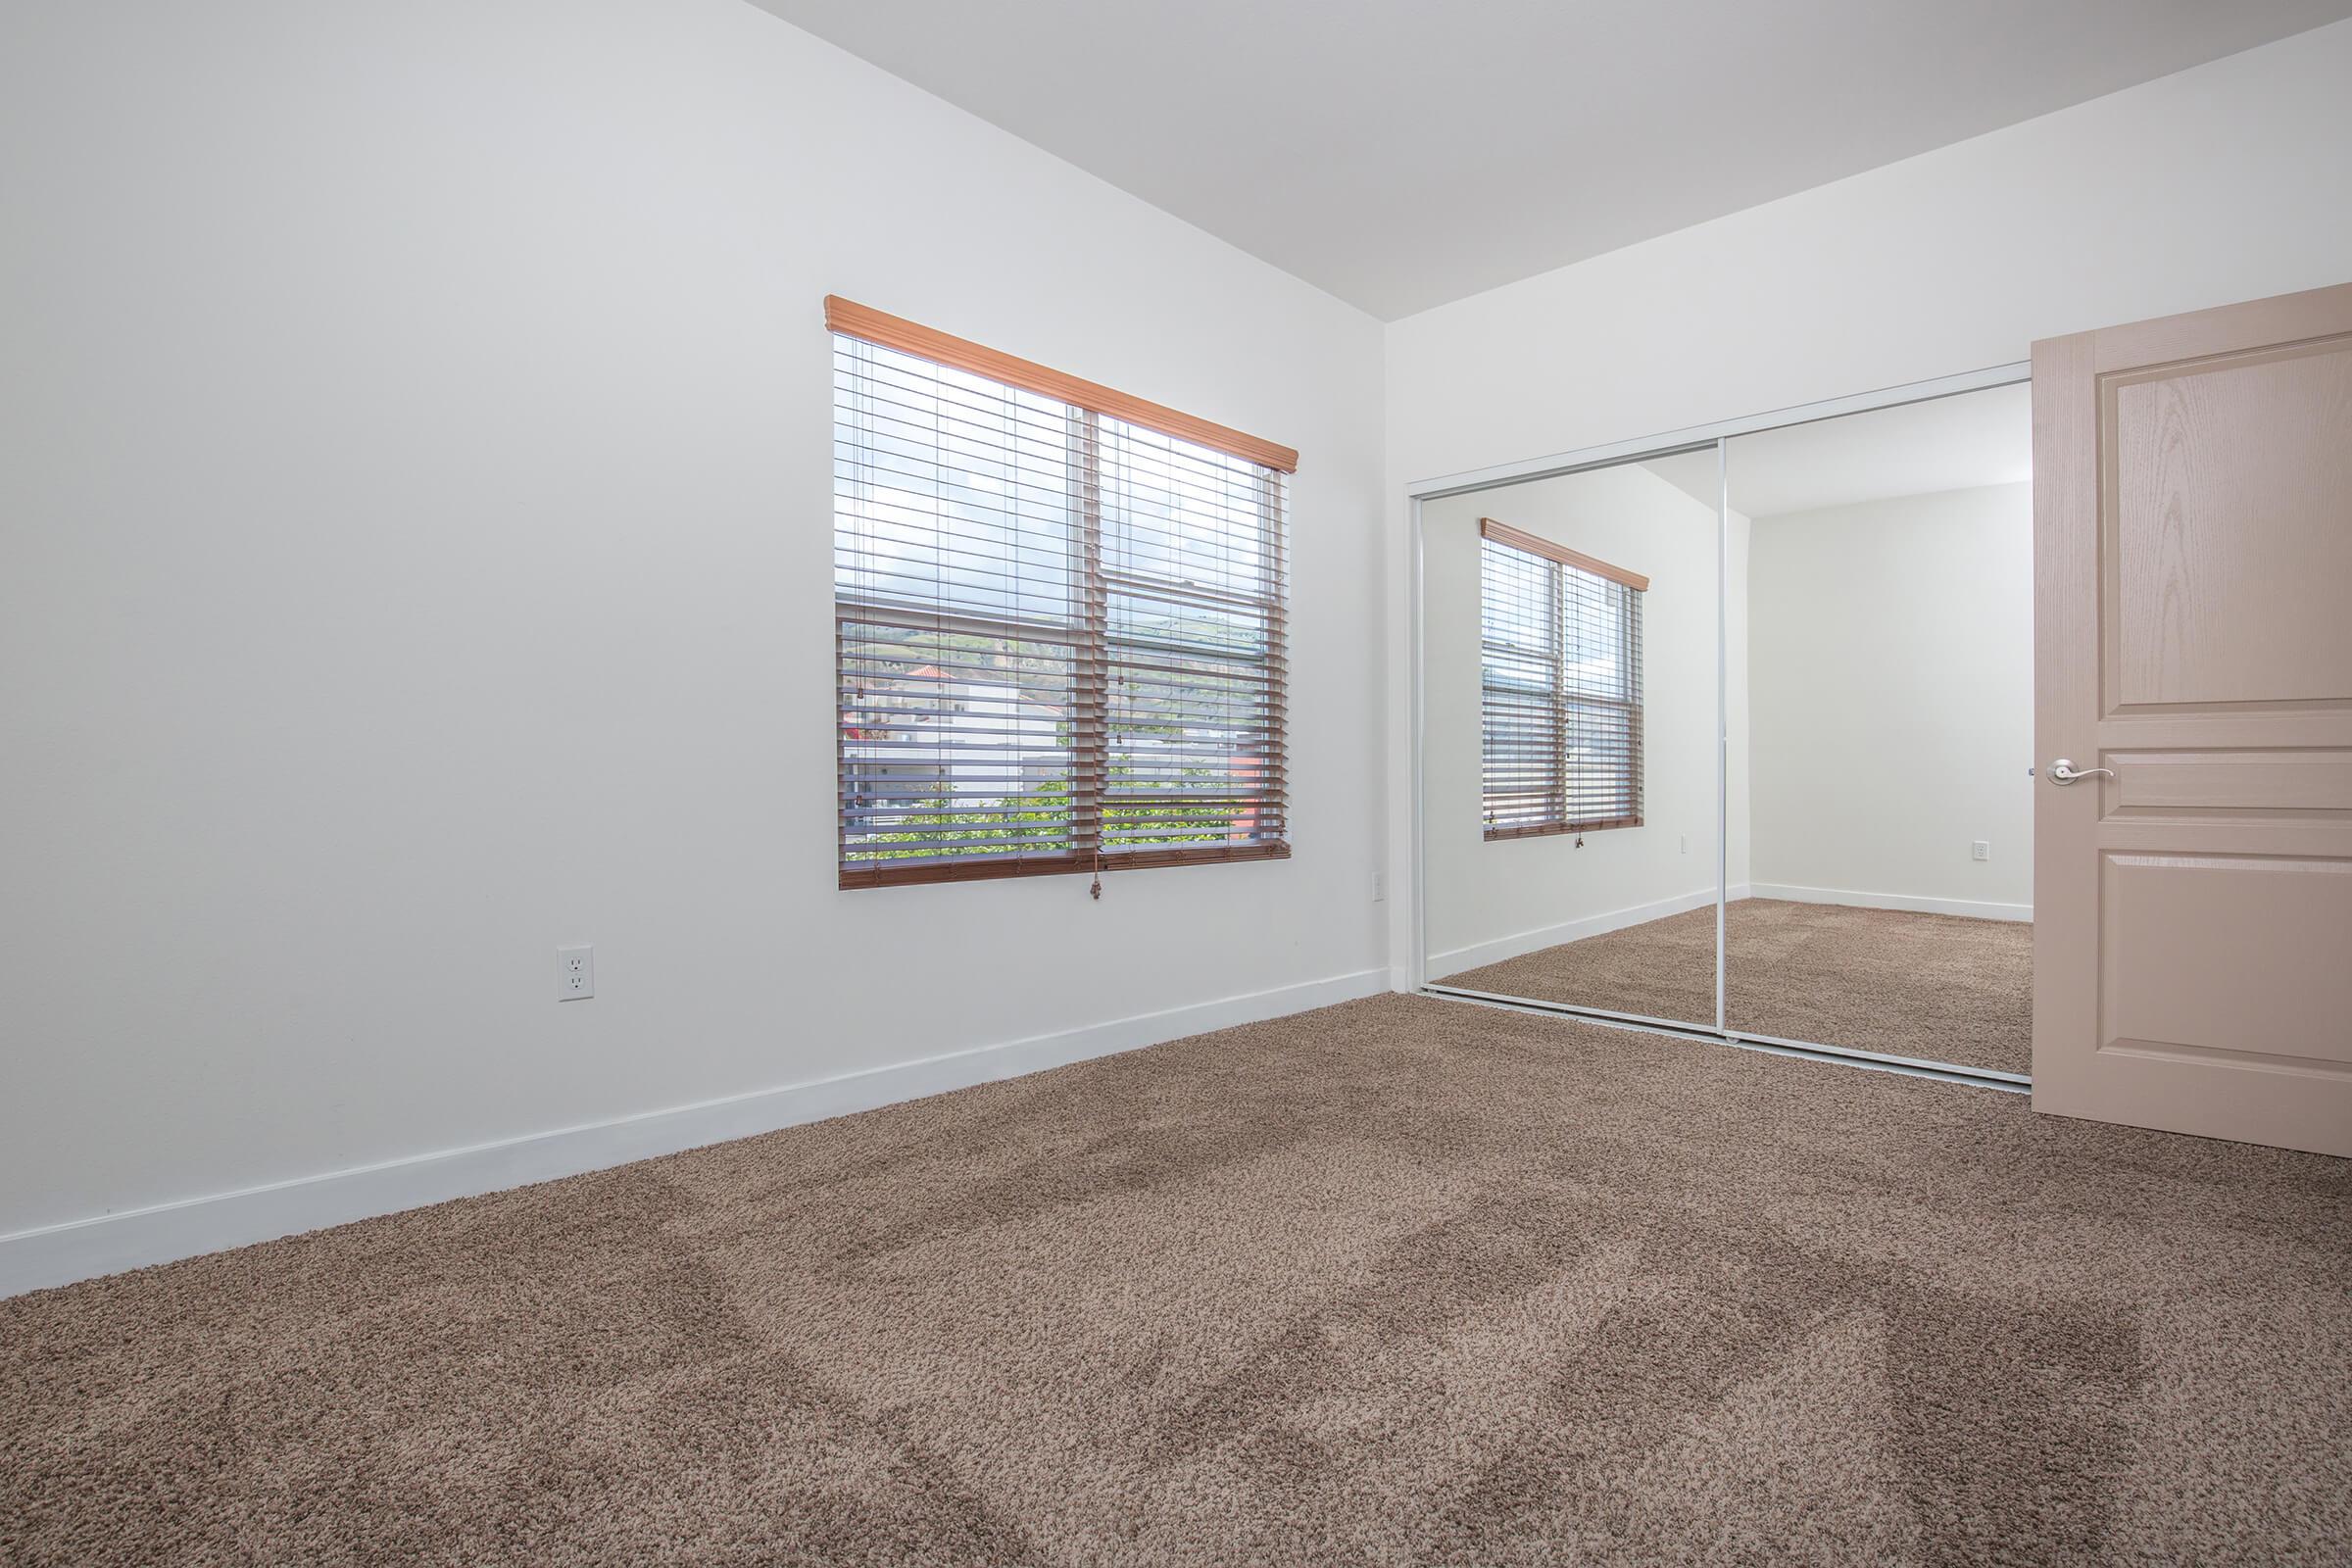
[1420,984,2032,1095]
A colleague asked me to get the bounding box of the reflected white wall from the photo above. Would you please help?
[1745,482,2034,918]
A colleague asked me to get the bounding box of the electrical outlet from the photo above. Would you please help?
[1972,841,1990,862]
[557,945,594,1001]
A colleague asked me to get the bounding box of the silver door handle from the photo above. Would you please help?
[2048,758,2115,785]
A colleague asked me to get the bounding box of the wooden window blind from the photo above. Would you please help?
[1478,518,1644,840]
[831,300,1292,890]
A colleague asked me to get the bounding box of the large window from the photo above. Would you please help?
[829,298,1293,889]
[1478,518,1645,839]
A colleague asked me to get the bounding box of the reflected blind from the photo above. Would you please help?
[1478,519,1644,839]
[832,306,1291,889]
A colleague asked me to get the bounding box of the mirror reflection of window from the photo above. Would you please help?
[1478,520,1645,840]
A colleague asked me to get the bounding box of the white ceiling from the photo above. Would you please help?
[1642,381,2032,518]
[746,0,2352,318]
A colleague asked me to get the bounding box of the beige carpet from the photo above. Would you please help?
[5,995,2347,1566]
[1440,899,2034,1076]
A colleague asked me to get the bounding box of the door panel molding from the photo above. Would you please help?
[2113,749,2352,812]
[2104,335,2352,712]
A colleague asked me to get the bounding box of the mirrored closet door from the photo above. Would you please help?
[1417,375,2034,1087]
[1420,450,1723,1030]
[1724,384,2034,1079]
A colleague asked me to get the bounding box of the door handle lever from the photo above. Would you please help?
[2048,758,2115,785]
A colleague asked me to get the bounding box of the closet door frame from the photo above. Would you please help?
[1408,361,2032,1092]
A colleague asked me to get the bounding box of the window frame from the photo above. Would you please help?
[829,298,1295,891]
[1477,518,1646,842]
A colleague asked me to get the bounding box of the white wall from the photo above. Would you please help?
[1745,484,2034,919]
[0,0,1387,1274]
[1421,465,1748,972]
[1385,20,2352,980]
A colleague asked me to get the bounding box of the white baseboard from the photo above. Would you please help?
[1428,884,1751,975]
[1748,882,2033,923]
[0,966,1389,1300]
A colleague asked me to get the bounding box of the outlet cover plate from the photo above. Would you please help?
[557,945,595,1001]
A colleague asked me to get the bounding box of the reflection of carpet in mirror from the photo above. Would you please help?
[1437,900,2033,1077]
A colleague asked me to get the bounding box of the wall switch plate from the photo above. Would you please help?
[1679,834,1689,855]
[557,945,594,1001]
[1371,870,1388,904]
[1972,841,1991,861]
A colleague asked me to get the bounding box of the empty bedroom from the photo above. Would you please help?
[3,2,2348,1564]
